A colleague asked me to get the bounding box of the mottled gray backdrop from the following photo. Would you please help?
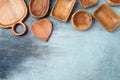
[0,0,120,80]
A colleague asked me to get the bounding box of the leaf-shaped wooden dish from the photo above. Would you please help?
[50,0,76,22]
[71,10,92,30]
[93,4,120,32]
[29,0,49,18]
[79,0,98,8]
[106,0,120,6]
[0,0,28,36]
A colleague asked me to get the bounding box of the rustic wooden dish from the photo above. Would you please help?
[50,0,76,22]
[106,0,120,6]
[0,0,28,36]
[29,0,49,18]
[71,10,92,30]
[79,0,98,8]
[31,18,52,42]
[93,4,120,32]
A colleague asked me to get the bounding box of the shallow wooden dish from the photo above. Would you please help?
[0,0,28,36]
[106,0,120,6]
[93,4,120,32]
[79,0,98,8]
[29,0,49,18]
[71,10,92,30]
[31,18,52,42]
[50,0,76,22]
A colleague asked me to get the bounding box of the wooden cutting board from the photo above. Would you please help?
[0,0,28,36]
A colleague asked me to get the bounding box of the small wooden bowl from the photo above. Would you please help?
[92,4,120,32]
[79,0,98,8]
[29,0,49,18]
[71,10,92,30]
[50,0,76,22]
[106,0,120,6]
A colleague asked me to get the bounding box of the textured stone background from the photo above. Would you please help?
[0,0,120,80]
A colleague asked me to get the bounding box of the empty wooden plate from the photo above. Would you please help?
[79,0,98,8]
[93,4,120,32]
[50,0,76,22]
[0,0,28,36]
[106,0,120,6]
[29,0,49,18]
[71,10,92,30]
[31,18,52,42]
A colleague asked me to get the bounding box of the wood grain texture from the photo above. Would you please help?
[50,0,76,22]
[0,0,120,80]
[93,4,120,32]
[107,0,120,6]
[29,0,49,18]
[79,0,98,8]
[71,10,92,30]
[0,0,28,36]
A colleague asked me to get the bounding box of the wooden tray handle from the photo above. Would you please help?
[12,22,27,36]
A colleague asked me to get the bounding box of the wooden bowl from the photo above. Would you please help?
[79,0,98,8]
[71,10,92,30]
[29,0,49,18]
[50,0,76,22]
[93,4,120,32]
[106,0,120,6]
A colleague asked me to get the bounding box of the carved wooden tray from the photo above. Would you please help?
[93,4,120,32]
[0,0,28,36]
[79,0,98,8]
[50,0,76,22]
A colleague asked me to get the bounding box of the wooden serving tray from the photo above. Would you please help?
[0,0,28,36]
[50,0,76,22]
[93,4,120,32]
